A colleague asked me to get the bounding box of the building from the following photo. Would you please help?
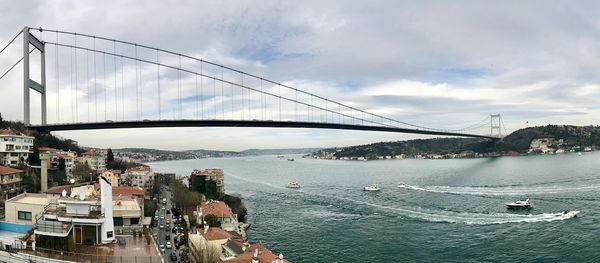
[4,193,49,225]
[100,169,122,187]
[76,150,106,171]
[198,200,238,231]
[39,147,78,177]
[0,166,22,202]
[33,177,115,250]
[191,168,225,195]
[220,244,289,263]
[0,129,34,166]
[124,166,154,190]
[111,186,145,234]
[198,225,232,250]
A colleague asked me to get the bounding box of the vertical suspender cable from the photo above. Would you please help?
[278,84,281,121]
[221,66,224,119]
[178,55,182,118]
[93,37,98,122]
[55,32,60,123]
[213,76,216,119]
[74,34,78,122]
[135,45,139,119]
[157,49,161,120]
[103,49,107,121]
[70,44,74,122]
[121,57,124,121]
[241,73,245,120]
[114,41,117,121]
[86,49,90,122]
[195,74,198,119]
[260,78,264,120]
[200,63,203,119]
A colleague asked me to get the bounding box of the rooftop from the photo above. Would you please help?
[200,200,234,218]
[199,227,231,241]
[0,129,32,137]
[6,193,49,205]
[192,168,224,177]
[112,186,145,196]
[220,244,289,263]
[0,166,22,175]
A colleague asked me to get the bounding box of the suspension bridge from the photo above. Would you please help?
[0,27,504,139]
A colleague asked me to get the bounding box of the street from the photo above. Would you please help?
[152,185,187,263]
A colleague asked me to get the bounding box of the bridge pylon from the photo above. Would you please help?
[490,114,503,137]
[22,27,47,125]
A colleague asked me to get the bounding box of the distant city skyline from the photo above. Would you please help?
[2,1,600,151]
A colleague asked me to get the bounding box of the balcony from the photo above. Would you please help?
[35,216,73,237]
[43,203,105,219]
[0,177,21,185]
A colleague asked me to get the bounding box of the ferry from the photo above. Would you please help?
[506,199,533,209]
[363,184,380,192]
[286,181,301,189]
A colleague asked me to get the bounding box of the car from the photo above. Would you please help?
[166,218,171,224]
[165,226,171,232]
[165,234,170,241]
[160,244,165,253]
[159,224,164,229]
[154,215,158,220]
[166,241,172,249]
[166,210,171,214]
[160,215,164,220]
[170,252,178,261]
[161,206,165,210]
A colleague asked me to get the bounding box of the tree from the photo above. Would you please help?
[189,236,221,263]
[0,112,4,128]
[72,162,93,183]
[205,180,219,200]
[203,214,221,228]
[107,148,114,164]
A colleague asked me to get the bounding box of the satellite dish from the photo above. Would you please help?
[61,189,67,197]
[70,179,75,184]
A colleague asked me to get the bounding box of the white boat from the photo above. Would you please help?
[560,210,579,220]
[363,184,380,192]
[286,181,301,189]
[398,183,409,188]
[506,199,533,209]
[578,152,583,156]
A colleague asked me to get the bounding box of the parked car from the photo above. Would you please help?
[165,234,170,241]
[170,252,178,261]
[159,224,164,229]
[159,244,165,253]
[166,241,172,249]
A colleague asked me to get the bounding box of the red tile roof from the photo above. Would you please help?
[199,227,231,241]
[0,166,23,175]
[112,187,145,196]
[0,129,27,136]
[39,147,59,152]
[201,200,234,218]
[220,244,289,263]
[45,185,73,195]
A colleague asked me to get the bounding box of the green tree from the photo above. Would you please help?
[144,200,158,217]
[203,214,221,228]
[106,148,114,164]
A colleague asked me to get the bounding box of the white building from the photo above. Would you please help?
[124,166,154,189]
[0,129,34,166]
[76,150,106,171]
[39,147,78,177]
[34,177,115,248]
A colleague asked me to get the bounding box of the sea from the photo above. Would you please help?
[146,151,600,262]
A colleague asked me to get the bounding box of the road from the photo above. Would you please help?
[153,185,176,263]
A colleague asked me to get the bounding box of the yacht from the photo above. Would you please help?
[560,210,580,220]
[286,181,301,189]
[363,184,380,192]
[506,199,533,209]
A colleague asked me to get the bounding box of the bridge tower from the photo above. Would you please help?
[490,114,502,137]
[22,27,47,125]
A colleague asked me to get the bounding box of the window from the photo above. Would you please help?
[18,211,32,221]
[130,218,140,225]
[107,231,113,238]
[114,217,123,226]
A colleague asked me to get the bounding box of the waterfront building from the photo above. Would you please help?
[198,225,232,251]
[76,150,106,171]
[0,129,34,166]
[0,165,23,202]
[197,200,239,231]
[219,244,289,263]
[191,168,225,195]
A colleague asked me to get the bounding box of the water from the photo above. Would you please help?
[147,152,600,262]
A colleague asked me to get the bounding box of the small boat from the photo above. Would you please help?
[578,152,583,156]
[398,183,409,188]
[363,184,380,192]
[506,199,533,209]
[560,210,579,220]
[277,155,285,158]
[286,181,301,189]
[287,158,295,161]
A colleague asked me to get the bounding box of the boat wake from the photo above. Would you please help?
[399,183,600,196]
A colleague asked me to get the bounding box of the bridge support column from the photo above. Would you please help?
[22,27,47,125]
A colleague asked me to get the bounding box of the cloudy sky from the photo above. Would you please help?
[1,1,600,151]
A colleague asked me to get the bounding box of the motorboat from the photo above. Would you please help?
[398,183,409,188]
[363,184,380,192]
[560,210,579,220]
[286,181,301,189]
[506,199,533,209]
[287,158,295,161]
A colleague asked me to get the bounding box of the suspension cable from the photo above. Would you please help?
[0,30,22,55]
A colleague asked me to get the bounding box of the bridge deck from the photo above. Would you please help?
[28,120,499,140]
